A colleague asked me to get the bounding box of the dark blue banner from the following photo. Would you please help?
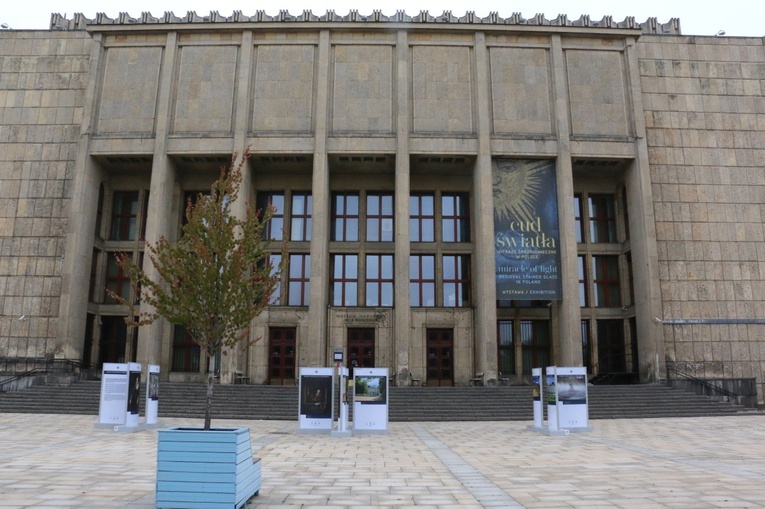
[493,159,562,300]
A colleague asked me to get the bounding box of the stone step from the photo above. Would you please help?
[0,380,747,421]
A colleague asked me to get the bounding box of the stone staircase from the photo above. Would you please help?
[0,380,751,421]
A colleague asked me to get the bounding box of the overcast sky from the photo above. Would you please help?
[2,0,764,36]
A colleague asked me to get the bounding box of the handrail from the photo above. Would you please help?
[0,358,81,391]
[666,364,741,399]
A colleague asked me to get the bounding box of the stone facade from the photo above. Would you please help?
[0,12,763,403]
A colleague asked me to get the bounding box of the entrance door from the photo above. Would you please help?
[269,327,296,385]
[427,328,453,386]
[596,319,626,374]
[347,328,375,378]
[98,316,127,366]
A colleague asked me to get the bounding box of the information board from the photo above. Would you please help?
[352,367,389,433]
[98,363,128,426]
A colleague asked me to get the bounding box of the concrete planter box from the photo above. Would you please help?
[156,427,261,509]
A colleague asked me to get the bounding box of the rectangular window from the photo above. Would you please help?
[578,255,588,307]
[331,193,359,242]
[592,255,620,308]
[140,191,149,240]
[621,186,630,240]
[366,193,394,242]
[172,326,200,372]
[625,252,634,306]
[257,192,284,241]
[409,255,435,307]
[442,193,470,242]
[365,254,394,307]
[497,320,515,376]
[104,254,131,303]
[588,194,617,243]
[573,194,584,243]
[269,254,282,305]
[110,191,139,241]
[288,254,311,306]
[443,255,470,307]
[290,192,312,241]
[581,319,591,372]
[330,254,358,306]
[409,194,435,242]
[521,320,550,375]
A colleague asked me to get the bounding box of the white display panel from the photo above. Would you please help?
[353,367,389,433]
[298,367,334,432]
[555,366,589,430]
[126,362,142,427]
[146,365,160,425]
[98,363,128,425]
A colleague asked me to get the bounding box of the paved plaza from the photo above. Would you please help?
[0,413,764,508]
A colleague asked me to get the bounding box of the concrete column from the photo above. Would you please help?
[306,30,331,366]
[625,37,665,382]
[57,33,105,361]
[137,32,179,374]
[393,30,411,385]
[472,33,499,383]
[550,35,582,366]
[228,31,255,381]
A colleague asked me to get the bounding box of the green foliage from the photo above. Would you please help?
[109,150,283,429]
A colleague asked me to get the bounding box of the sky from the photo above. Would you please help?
[2,0,764,37]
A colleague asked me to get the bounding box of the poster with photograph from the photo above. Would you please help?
[300,374,332,419]
[148,371,159,401]
[556,374,587,405]
[354,375,387,404]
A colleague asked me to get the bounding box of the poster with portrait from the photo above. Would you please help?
[300,374,332,419]
[493,159,562,300]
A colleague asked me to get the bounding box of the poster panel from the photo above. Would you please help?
[98,363,128,425]
[298,367,334,431]
[353,368,389,432]
[531,367,543,429]
[555,366,590,430]
[146,365,160,425]
[126,362,141,427]
[493,159,562,300]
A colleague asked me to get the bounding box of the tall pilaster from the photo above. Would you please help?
[137,32,179,373]
[393,30,412,385]
[550,35,582,366]
[472,32,499,382]
[625,36,664,382]
[57,33,105,361]
[306,30,331,366]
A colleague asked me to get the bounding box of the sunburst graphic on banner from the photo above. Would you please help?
[492,159,549,225]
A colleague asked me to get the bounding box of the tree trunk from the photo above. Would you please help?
[205,353,215,430]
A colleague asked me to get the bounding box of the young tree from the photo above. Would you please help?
[110,151,282,430]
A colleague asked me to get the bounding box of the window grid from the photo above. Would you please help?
[592,255,621,308]
[269,254,282,305]
[257,192,284,241]
[442,193,470,243]
[588,194,617,243]
[573,193,584,243]
[443,254,470,307]
[331,193,359,242]
[409,194,435,242]
[365,254,394,307]
[330,254,358,306]
[409,254,436,307]
[578,255,588,307]
[287,254,311,306]
[290,192,312,241]
[366,193,394,242]
[104,253,131,303]
[110,191,139,241]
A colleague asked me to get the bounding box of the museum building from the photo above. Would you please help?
[1,10,764,404]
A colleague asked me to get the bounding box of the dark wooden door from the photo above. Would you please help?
[269,327,296,385]
[347,328,375,378]
[427,328,453,386]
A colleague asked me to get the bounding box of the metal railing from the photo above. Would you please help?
[666,364,741,400]
[0,358,81,391]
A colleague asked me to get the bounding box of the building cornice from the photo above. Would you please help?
[48,10,681,35]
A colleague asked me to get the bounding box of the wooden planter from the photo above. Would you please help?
[156,427,261,509]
